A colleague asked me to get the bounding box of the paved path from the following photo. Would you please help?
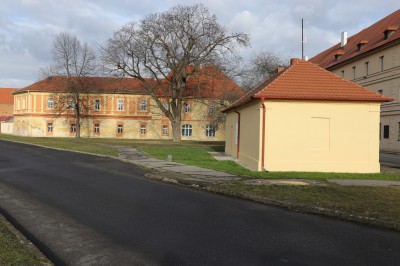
[1,140,400,265]
[117,147,400,187]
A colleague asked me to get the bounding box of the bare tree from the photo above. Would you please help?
[101,4,249,142]
[43,32,97,137]
[241,50,287,90]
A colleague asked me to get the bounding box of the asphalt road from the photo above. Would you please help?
[0,140,399,266]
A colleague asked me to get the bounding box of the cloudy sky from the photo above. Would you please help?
[1,0,398,88]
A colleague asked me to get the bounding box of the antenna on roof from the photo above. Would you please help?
[301,18,304,59]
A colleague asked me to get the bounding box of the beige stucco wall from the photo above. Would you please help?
[330,42,400,151]
[225,101,262,170]
[13,92,226,141]
[264,100,381,173]
[0,122,13,134]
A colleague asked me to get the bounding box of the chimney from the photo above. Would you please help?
[304,56,308,61]
[275,67,285,73]
[290,58,300,65]
[341,31,347,47]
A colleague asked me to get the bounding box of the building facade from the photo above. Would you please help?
[310,9,400,151]
[13,71,243,141]
[223,59,391,173]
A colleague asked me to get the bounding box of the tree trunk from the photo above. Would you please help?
[171,117,181,142]
[75,103,81,138]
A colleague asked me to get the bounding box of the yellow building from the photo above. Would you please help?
[310,9,400,152]
[223,59,391,173]
[13,70,243,140]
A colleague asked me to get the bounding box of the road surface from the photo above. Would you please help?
[0,140,399,265]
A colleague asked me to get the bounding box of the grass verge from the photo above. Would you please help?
[0,216,51,265]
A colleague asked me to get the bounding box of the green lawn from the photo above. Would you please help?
[138,145,400,180]
[0,218,51,265]
[1,134,399,180]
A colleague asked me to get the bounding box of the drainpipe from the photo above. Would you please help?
[261,97,266,170]
[234,109,240,159]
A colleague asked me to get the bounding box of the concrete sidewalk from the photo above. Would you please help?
[117,147,400,187]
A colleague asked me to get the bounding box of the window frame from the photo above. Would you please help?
[162,125,169,136]
[47,122,53,132]
[184,103,190,113]
[70,124,76,133]
[47,98,54,109]
[383,125,390,139]
[94,99,101,111]
[182,124,192,137]
[365,61,369,76]
[140,99,147,112]
[380,56,384,71]
[352,66,356,80]
[117,124,123,134]
[140,124,147,135]
[205,125,216,137]
[117,99,124,111]
[94,123,100,134]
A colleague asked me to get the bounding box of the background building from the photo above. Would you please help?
[310,9,400,151]
[13,69,243,141]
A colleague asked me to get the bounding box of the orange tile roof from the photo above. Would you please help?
[310,9,400,69]
[0,88,18,104]
[223,59,392,112]
[15,67,243,99]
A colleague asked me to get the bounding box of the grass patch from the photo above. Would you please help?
[215,182,400,229]
[0,134,119,157]
[0,218,50,265]
[1,134,399,180]
[138,145,400,181]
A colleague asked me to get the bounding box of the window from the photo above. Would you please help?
[365,62,369,76]
[378,89,383,94]
[117,124,123,134]
[383,125,389,139]
[140,124,147,135]
[184,103,190,113]
[352,66,356,80]
[117,99,124,111]
[205,125,216,137]
[163,102,169,111]
[140,99,147,111]
[47,123,53,132]
[94,123,100,134]
[94,99,101,111]
[47,98,54,109]
[340,70,344,78]
[162,125,169,136]
[380,56,384,71]
[182,124,192,137]
[208,105,215,115]
[70,124,76,133]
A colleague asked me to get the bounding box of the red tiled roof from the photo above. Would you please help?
[0,88,18,104]
[15,67,244,99]
[310,9,400,69]
[223,59,392,112]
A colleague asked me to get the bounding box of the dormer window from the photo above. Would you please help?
[334,50,345,61]
[357,40,369,51]
[384,26,398,39]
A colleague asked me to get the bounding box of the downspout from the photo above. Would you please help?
[261,97,266,170]
[234,109,240,159]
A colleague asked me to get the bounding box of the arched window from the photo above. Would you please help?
[182,124,192,136]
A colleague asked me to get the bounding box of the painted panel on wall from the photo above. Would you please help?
[311,117,330,150]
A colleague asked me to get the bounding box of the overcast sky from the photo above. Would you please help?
[1,0,398,88]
